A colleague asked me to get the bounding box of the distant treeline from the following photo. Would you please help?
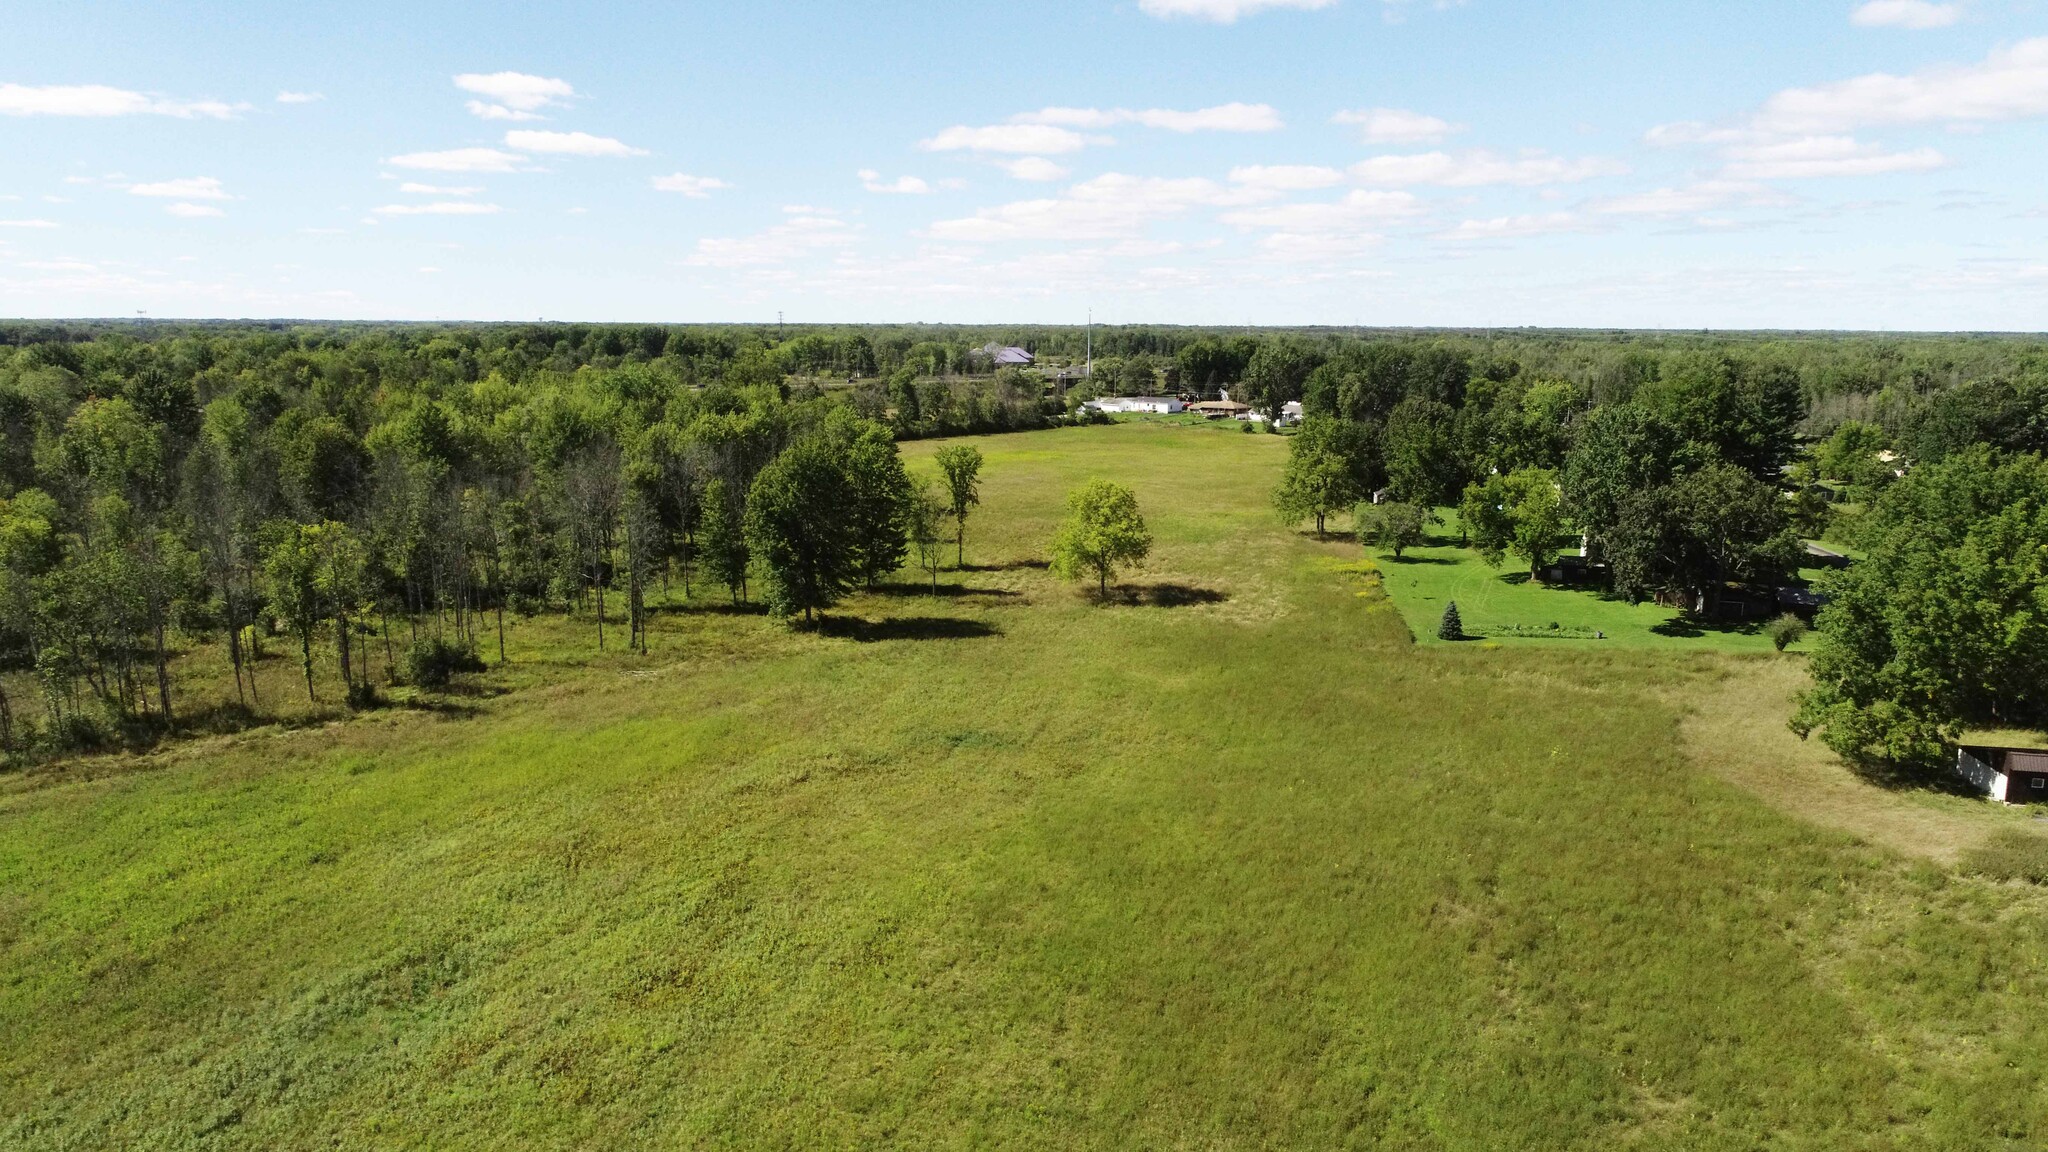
[4,319,2048,762]
[9,319,2048,414]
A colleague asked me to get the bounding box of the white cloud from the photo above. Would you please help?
[1331,107,1460,144]
[165,203,225,218]
[398,182,481,195]
[1349,150,1627,187]
[1014,103,1283,133]
[0,220,59,229]
[859,169,931,194]
[1592,180,1786,216]
[652,173,729,197]
[1851,1,1961,30]
[1220,188,1424,230]
[1721,134,1945,178]
[128,176,230,200]
[276,91,322,104]
[1228,165,1345,191]
[0,83,243,119]
[418,266,441,274]
[927,173,1266,243]
[920,124,1098,154]
[373,202,504,216]
[1642,121,1752,148]
[386,148,527,173]
[1756,36,2048,134]
[454,72,574,120]
[466,101,539,122]
[1138,0,1337,23]
[683,208,858,268]
[1434,212,1585,241]
[503,130,646,157]
[998,157,1070,182]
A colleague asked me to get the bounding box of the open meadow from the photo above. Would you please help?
[5,421,2048,1149]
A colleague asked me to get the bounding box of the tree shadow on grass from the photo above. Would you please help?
[667,600,772,617]
[960,559,1049,573]
[863,583,1023,600]
[1386,555,1458,566]
[1498,572,1533,586]
[817,615,1003,643]
[1104,582,1230,608]
[1845,755,1982,798]
[396,695,488,719]
[1651,616,1763,639]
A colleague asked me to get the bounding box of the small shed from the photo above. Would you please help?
[1956,745,2048,804]
[1188,400,1250,419]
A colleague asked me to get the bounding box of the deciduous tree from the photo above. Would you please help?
[934,444,983,568]
[1050,480,1152,597]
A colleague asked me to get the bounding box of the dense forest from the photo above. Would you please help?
[4,319,2048,765]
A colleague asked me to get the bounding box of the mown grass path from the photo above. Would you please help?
[3,422,2045,1149]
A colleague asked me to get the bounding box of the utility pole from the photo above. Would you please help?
[777,310,784,340]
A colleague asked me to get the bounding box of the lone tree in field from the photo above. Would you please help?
[1355,500,1427,558]
[1438,600,1464,641]
[934,444,983,568]
[1051,480,1152,598]
[1274,417,1363,536]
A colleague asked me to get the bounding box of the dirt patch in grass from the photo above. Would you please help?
[1671,655,2025,865]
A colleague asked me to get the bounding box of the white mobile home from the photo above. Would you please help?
[1086,396,1185,415]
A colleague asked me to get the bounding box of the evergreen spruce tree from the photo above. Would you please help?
[1438,600,1463,641]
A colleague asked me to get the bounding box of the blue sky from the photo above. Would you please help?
[5,0,2048,328]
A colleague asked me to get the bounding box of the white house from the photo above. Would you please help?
[1086,396,1185,415]
[1230,400,1304,426]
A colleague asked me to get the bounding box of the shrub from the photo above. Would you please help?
[1766,613,1809,652]
[401,637,485,689]
[1439,600,1464,641]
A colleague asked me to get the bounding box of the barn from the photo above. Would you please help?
[1955,745,2048,804]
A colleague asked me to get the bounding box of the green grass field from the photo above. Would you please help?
[4,422,2048,1149]
[1366,511,1776,653]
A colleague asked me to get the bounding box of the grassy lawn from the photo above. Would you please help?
[1365,512,1776,653]
[4,421,2047,1148]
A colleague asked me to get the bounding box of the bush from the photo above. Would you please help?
[1766,613,1809,652]
[45,712,106,753]
[400,637,485,688]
